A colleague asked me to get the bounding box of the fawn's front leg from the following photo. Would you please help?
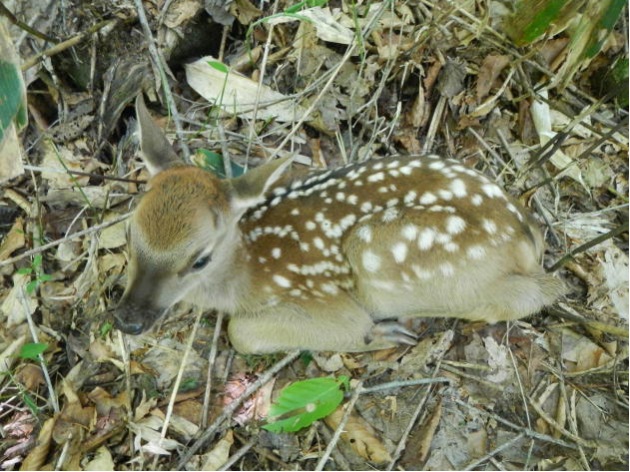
[227,295,416,354]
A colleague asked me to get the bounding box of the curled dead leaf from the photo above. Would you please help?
[20,416,55,471]
[324,405,392,464]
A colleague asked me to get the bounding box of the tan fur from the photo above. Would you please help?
[113,97,566,353]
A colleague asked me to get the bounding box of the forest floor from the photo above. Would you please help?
[0,0,628,470]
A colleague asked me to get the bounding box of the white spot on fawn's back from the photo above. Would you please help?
[419,192,437,204]
[273,275,292,288]
[362,250,381,272]
[446,215,466,234]
[418,228,436,250]
[392,242,408,263]
[357,225,372,243]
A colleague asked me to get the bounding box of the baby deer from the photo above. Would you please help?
[113,96,565,353]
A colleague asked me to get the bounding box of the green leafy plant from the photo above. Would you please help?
[245,0,331,52]
[264,376,349,433]
[18,342,48,360]
[195,148,245,179]
[16,254,52,294]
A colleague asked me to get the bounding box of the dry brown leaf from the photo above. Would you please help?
[560,328,614,372]
[0,217,25,259]
[15,363,45,391]
[476,54,510,101]
[20,416,55,471]
[83,445,115,471]
[52,401,96,444]
[201,429,234,470]
[87,387,129,416]
[325,405,392,464]
[231,0,261,25]
[418,398,443,462]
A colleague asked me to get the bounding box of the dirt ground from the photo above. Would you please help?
[0,0,628,470]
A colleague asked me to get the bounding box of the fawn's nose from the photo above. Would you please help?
[114,317,145,335]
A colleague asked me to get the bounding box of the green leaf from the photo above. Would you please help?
[584,0,626,58]
[508,0,568,46]
[33,254,43,268]
[0,59,27,143]
[22,391,39,415]
[263,376,348,433]
[19,343,48,360]
[195,149,245,178]
[25,280,38,294]
[99,321,113,338]
[16,267,33,275]
[207,60,229,73]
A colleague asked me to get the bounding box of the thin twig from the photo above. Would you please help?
[453,398,580,450]
[217,437,256,471]
[177,350,301,468]
[0,1,56,42]
[549,221,629,272]
[463,432,526,470]
[150,309,204,469]
[527,394,598,448]
[387,328,454,470]
[21,19,118,70]
[0,212,132,269]
[360,377,451,395]
[133,0,190,161]
[315,382,363,471]
[161,309,204,441]
[23,164,145,184]
[20,287,60,414]
[201,311,224,429]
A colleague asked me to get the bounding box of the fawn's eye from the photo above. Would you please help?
[191,254,212,270]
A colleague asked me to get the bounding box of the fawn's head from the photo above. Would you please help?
[114,96,291,335]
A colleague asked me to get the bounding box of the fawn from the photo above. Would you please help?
[113,96,565,353]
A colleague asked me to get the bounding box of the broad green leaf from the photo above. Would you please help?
[507,0,568,46]
[263,376,348,433]
[195,148,245,178]
[0,59,27,143]
[19,343,48,360]
[584,0,626,58]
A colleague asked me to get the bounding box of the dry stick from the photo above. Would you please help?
[21,18,118,70]
[244,0,280,166]
[424,0,618,123]
[150,309,205,470]
[317,423,352,470]
[19,288,60,413]
[0,1,56,42]
[23,164,145,184]
[386,330,454,470]
[360,377,451,395]
[177,350,301,468]
[315,382,363,471]
[505,328,536,469]
[0,212,132,269]
[266,0,389,162]
[422,95,446,154]
[453,398,579,450]
[549,221,629,272]
[132,0,190,162]
[201,311,225,429]
[527,395,598,448]
[161,309,205,442]
[116,331,134,461]
[463,432,526,471]
[217,438,256,471]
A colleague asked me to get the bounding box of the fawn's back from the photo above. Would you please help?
[113,96,565,353]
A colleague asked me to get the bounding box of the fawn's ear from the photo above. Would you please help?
[135,95,181,176]
[227,156,293,216]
